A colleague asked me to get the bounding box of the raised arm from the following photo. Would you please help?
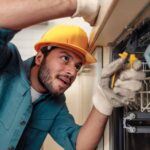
[0,0,100,30]
[0,0,76,30]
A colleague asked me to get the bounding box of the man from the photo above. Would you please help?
[0,0,145,150]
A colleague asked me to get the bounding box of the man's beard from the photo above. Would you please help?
[38,59,61,96]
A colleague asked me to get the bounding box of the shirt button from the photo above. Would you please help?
[8,146,15,150]
[20,120,26,125]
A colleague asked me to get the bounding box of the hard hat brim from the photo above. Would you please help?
[35,42,96,64]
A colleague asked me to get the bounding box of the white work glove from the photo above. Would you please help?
[92,58,145,116]
[72,0,100,26]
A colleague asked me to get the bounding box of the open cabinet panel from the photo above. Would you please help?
[89,0,150,52]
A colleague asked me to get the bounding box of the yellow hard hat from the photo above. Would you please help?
[34,25,96,64]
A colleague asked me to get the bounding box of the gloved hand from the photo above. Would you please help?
[92,58,145,116]
[72,0,100,26]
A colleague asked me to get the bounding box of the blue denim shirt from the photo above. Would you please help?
[0,28,81,150]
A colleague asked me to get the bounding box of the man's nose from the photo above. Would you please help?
[65,65,77,77]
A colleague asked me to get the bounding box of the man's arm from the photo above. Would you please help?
[76,57,145,150]
[75,58,127,150]
[0,0,100,30]
[76,107,108,150]
[0,0,76,30]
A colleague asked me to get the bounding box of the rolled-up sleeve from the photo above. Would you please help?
[49,103,81,150]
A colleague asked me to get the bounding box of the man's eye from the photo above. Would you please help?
[75,64,82,72]
[62,56,70,62]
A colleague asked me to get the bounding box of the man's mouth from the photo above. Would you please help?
[57,75,71,87]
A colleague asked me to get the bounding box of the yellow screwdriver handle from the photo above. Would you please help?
[119,51,128,59]
[129,54,137,68]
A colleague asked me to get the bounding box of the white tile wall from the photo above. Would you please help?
[11,23,51,60]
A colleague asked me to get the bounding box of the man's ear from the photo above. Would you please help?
[35,51,44,66]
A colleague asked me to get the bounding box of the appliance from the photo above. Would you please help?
[111,16,150,150]
[89,1,150,150]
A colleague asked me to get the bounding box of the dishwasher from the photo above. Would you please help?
[110,16,150,150]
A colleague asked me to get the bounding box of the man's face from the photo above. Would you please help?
[38,47,84,96]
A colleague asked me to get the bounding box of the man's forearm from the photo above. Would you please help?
[76,106,108,150]
[0,0,76,30]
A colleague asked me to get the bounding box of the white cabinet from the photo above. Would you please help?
[90,0,150,50]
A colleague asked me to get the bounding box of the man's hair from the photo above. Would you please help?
[32,46,57,67]
[41,46,57,57]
